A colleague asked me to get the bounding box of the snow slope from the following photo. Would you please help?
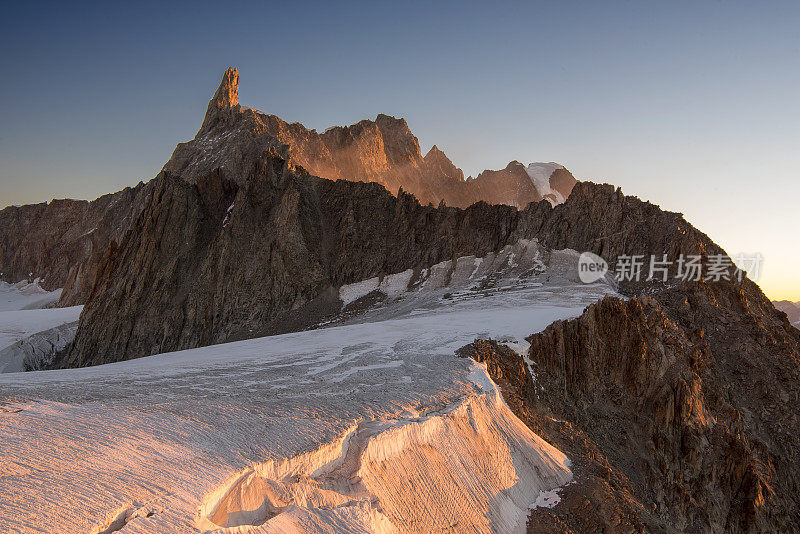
[0,280,82,372]
[0,279,63,312]
[0,245,616,533]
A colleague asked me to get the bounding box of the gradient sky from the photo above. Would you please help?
[1,1,798,300]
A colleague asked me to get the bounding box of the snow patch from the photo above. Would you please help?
[222,201,235,227]
[339,277,380,306]
[0,238,618,532]
[378,269,414,299]
[0,279,62,311]
[467,360,496,393]
[530,487,564,509]
[421,260,452,290]
[504,340,530,358]
[525,162,565,206]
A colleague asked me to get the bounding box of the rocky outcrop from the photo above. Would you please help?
[207,66,239,111]
[0,183,149,297]
[63,149,730,367]
[515,181,722,265]
[9,67,774,373]
[456,272,800,532]
[521,279,800,532]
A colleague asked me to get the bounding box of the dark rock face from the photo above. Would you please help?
[522,280,800,532]
[64,153,522,367]
[516,181,722,264]
[0,183,149,297]
[64,147,730,367]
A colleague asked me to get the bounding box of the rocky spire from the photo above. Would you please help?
[212,67,239,109]
[202,67,239,130]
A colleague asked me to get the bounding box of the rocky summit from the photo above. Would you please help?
[165,68,576,208]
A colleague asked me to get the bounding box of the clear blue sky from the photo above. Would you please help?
[1,1,798,299]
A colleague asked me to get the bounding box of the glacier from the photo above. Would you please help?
[0,241,616,533]
[0,280,82,373]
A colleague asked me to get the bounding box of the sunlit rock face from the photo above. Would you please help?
[0,183,150,295]
[208,66,239,110]
[164,68,577,209]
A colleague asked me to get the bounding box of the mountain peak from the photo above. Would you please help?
[202,68,239,128]
[426,144,443,155]
[424,144,460,172]
[213,67,239,109]
[177,69,576,207]
[375,113,405,125]
[424,145,455,168]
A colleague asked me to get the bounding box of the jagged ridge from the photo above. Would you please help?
[64,149,724,367]
[164,67,577,209]
[0,68,575,299]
